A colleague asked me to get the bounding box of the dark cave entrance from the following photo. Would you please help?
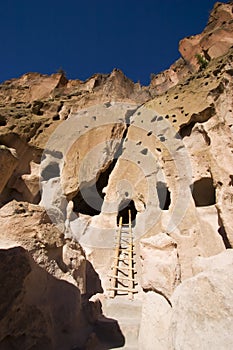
[117,199,137,227]
[72,161,116,216]
[191,177,216,207]
[156,182,171,210]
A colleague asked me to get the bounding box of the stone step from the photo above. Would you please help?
[99,296,142,348]
[101,296,142,319]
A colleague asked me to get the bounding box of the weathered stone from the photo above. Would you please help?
[0,246,90,350]
[0,201,86,291]
[0,3,233,348]
[138,291,172,350]
[169,249,233,350]
[140,233,180,298]
[0,147,18,195]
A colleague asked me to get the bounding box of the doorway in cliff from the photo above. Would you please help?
[191,177,216,206]
[117,199,137,227]
[72,160,116,216]
[156,182,171,210]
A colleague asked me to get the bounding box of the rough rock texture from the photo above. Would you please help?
[179,2,233,70]
[0,246,90,350]
[0,200,87,292]
[0,146,18,195]
[150,2,233,94]
[140,233,180,298]
[169,249,233,350]
[0,2,233,349]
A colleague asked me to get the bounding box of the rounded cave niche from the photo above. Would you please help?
[191,177,216,207]
[72,161,116,216]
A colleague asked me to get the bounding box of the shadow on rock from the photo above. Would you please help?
[85,260,104,298]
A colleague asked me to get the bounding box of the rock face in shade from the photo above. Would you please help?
[0,246,90,350]
[0,146,18,195]
[0,2,233,349]
[0,200,88,293]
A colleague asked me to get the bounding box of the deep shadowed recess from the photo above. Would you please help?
[117,199,137,226]
[156,182,171,210]
[191,177,216,206]
[73,161,117,215]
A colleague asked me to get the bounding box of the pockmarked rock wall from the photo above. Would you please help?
[0,2,233,349]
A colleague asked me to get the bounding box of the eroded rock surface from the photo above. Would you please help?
[0,2,233,349]
[150,2,233,94]
[0,200,87,292]
[140,233,180,298]
[0,246,89,350]
[169,250,233,350]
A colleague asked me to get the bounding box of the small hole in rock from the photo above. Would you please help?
[141,148,148,155]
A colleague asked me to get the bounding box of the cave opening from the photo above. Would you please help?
[72,160,116,216]
[156,182,171,210]
[41,162,60,181]
[117,199,137,226]
[191,177,216,207]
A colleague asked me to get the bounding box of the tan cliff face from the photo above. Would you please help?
[150,1,233,94]
[1,2,233,349]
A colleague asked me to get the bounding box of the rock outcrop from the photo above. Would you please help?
[150,1,233,94]
[0,2,233,349]
[0,200,89,293]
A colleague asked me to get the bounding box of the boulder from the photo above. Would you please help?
[169,249,233,350]
[138,291,172,350]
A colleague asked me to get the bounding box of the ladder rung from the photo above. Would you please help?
[108,274,136,282]
[111,265,136,271]
[113,247,134,252]
[114,257,134,261]
[107,287,137,293]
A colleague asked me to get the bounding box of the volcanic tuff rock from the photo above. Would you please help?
[150,1,233,94]
[0,2,233,349]
[169,250,233,350]
[0,246,89,350]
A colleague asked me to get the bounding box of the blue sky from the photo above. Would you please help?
[0,0,227,85]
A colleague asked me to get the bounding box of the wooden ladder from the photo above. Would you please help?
[108,210,137,300]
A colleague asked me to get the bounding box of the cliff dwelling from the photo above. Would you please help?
[1,2,233,349]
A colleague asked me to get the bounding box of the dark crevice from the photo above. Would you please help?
[216,207,232,248]
[114,106,138,159]
[156,182,171,210]
[143,287,172,307]
[201,128,211,145]
[179,105,215,138]
[117,199,137,226]
[0,115,6,126]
